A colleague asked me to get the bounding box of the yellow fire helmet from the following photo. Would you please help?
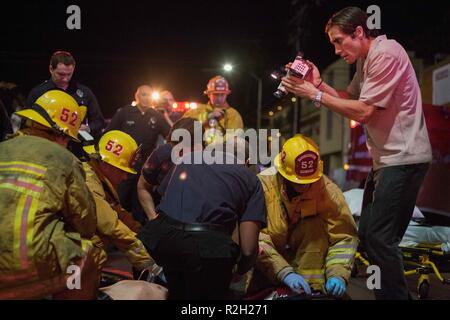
[83,130,140,174]
[15,90,87,141]
[274,134,323,184]
[204,75,231,95]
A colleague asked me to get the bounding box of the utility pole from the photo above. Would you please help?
[256,76,262,130]
[293,38,300,135]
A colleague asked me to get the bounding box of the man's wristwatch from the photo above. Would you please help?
[313,90,324,108]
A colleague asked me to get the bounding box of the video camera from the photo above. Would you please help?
[273,52,312,99]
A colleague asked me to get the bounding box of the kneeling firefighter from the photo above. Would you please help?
[253,134,358,298]
[82,130,162,278]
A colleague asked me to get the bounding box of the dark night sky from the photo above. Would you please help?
[1,0,449,128]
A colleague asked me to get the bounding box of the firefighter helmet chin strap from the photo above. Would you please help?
[30,103,61,132]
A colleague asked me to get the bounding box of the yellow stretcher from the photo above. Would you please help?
[354,244,450,299]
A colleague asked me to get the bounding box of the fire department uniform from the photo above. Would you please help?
[0,133,98,299]
[83,160,154,270]
[256,167,358,291]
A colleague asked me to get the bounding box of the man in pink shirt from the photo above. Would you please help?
[282,7,431,299]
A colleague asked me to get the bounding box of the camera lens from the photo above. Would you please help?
[273,89,286,99]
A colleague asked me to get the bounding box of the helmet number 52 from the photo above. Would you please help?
[60,108,78,126]
[105,140,124,156]
[301,160,314,170]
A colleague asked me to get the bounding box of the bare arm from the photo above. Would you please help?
[320,91,376,124]
[137,175,158,220]
[237,220,262,275]
[317,81,352,99]
[282,76,375,124]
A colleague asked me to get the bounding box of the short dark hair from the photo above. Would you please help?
[325,7,379,38]
[50,51,76,69]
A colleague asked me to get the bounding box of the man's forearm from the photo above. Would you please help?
[318,81,352,99]
[137,177,158,219]
[320,92,375,124]
[238,220,261,274]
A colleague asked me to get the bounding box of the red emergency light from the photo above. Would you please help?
[171,102,198,113]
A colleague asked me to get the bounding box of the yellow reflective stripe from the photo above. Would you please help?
[326,258,354,266]
[330,241,358,250]
[298,269,325,284]
[326,253,355,261]
[304,278,325,284]
[25,196,38,267]
[298,269,324,277]
[13,195,26,268]
[328,246,357,253]
[13,194,37,270]
[0,176,43,197]
[0,161,47,177]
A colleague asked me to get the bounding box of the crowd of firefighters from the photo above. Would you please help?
[0,49,357,300]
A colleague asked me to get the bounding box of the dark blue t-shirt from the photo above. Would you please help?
[157,151,267,232]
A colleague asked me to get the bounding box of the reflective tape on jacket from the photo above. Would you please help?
[0,176,44,197]
[13,194,38,270]
[326,254,355,266]
[298,269,325,284]
[0,161,47,177]
[329,242,358,251]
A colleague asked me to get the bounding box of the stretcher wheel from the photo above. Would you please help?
[418,280,430,300]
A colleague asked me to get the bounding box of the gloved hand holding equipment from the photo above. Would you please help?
[325,276,346,297]
[282,273,311,295]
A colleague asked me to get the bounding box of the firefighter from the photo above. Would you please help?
[0,90,100,299]
[82,130,162,277]
[183,75,243,144]
[254,134,358,298]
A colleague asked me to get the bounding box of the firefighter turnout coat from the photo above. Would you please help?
[257,167,358,290]
[0,134,97,298]
[83,161,154,270]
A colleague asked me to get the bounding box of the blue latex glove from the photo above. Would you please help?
[282,273,311,295]
[326,277,346,297]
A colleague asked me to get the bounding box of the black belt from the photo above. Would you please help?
[160,213,228,234]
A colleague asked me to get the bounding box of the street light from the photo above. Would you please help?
[223,63,233,72]
[223,64,263,130]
